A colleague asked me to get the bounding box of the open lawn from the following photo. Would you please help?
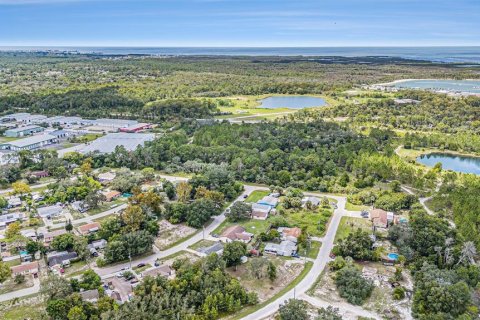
[188,239,216,251]
[284,207,333,237]
[299,240,321,260]
[335,216,372,243]
[244,190,269,203]
[213,218,270,237]
[88,198,126,216]
[64,260,89,278]
[1,302,44,320]
[345,201,370,211]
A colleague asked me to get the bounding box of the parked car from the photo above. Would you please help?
[243,194,248,199]
[137,263,146,268]
[154,260,160,267]
[291,253,300,258]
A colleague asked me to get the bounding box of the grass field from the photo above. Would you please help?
[2,303,44,320]
[345,201,370,211]
[285,207,333,237]
[245,190,269,203]
[300,240,321,259]
[213,218,270,237]
[334,216,372,242]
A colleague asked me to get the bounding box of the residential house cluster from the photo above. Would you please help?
[251,193,279,220]
[264,227,302,257]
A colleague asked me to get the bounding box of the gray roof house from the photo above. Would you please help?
[301,196,321,207]
[47,251,78,267]
[37,205,63,218]
[264,240,297,257]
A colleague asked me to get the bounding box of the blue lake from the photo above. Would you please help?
[258,96,327,109]
[394,80,480,94]
[417,153,480,175]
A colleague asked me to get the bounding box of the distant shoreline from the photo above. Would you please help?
[1,46,480,63]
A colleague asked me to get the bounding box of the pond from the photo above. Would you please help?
[258,96,327,109]
[417,153,480,175]
[393,80,480,94]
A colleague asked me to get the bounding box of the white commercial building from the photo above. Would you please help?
[79,133,155,154]
[0,134,58,151]
[93,118,138,129]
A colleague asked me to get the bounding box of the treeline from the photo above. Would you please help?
[316,90,480,134]
[0,87,219,122]
[404,132,480,154]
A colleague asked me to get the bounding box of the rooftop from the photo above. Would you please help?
[5,125,42,133]
[2,134,57,148]
[79,133,155,154]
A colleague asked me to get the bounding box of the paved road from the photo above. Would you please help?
[243,194,350,320]
[0,277,40,303]
[0,181,53,195]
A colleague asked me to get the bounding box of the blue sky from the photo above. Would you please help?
[1,0,479,46]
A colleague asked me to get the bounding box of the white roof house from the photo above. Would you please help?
[301,196,321,207]
[37,205,64,218]
[0,134,58,151]
[264,240,297,257]
[79,133,155,154]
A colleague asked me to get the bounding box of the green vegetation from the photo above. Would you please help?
[245,190,269,203]
[335,217,372,242]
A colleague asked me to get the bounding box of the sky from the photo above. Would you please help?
[0,0,479,47]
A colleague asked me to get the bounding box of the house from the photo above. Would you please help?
[7,197,22,208]
[198,242,224,256]
[30,170,49,178]
[119,123,152,133]
[78,222,101,235]
[11,261,39,277]
[71,201,89,213]
[37,204,63,218]
[257,196,279,208]
[20,229,37,241]
[142,265,173,278]
[251,203,271,220]
[278,227,302,242]
[370,208,389,228]
[47,251,78,267]
[80,289,99,302]
[103,190,121,202]
[301,196,321,207]
[219,225,253,243]
[264,240,297,257]
[43,229,67,245]
[88,239,107,250]
[0,212,25,229]
[0,134,58,151]
[98,172,116,183]
[4,125,45,138]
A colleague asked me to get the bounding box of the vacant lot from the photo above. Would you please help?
[155,220,197,250]
[214,218,270,238]
[245,190,270,203]
[335,216,372,242]
[285,207,333,237]
[226,256,304,302]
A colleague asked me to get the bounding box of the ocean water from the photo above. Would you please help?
[1,46,480,63]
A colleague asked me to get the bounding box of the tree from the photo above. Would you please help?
[0,196,7,209]
[223,241,247,268]
[67,305,87,320]
[5,221,21,239]
[11,180,31,196]
[267,261,277,282]
[186,198,221,228]
[0,261,12,283]
[226,201,252,222]
[176,181,192,203]
[121,205,146,232]
[80,158,93,175]
[279,299,309,320]
[14,274,26,284]
[84,191,106,210]
[335,266,374,305]
[41,274,73,300]
[141,167,155,181]
[79,270,101,290]
[316,306,342,320]
[47,299,70,320]
[104,230,154,263]
[332,228,375,261]
[65,219,73,232]
[250,258,267,279]
[51,233,75,251]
